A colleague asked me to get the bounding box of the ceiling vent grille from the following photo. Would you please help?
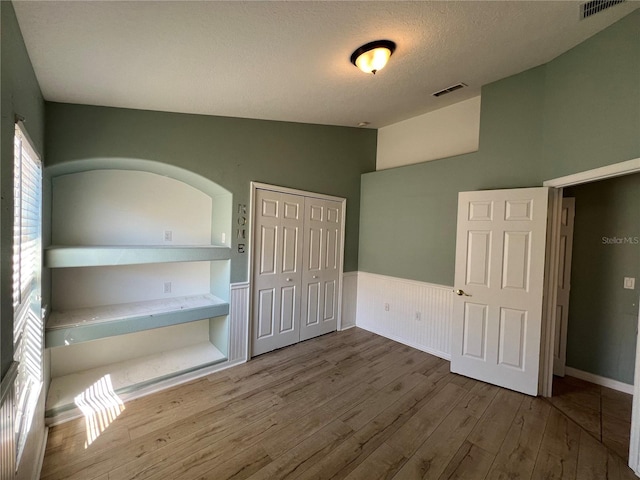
[432,83,467,97]
[581,0,626,19]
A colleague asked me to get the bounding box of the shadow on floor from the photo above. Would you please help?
[551,375,632,461]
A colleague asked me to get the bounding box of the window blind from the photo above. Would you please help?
[12,123,43,465]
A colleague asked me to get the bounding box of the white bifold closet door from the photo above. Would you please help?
[300,197,342,341]
[252,188,342,357]
[252,190,304,356]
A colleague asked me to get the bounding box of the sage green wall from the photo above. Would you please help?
[359,11,640,383]
[1,1,45,379]
[564,174,640,385]
[359,65,547,284]
[45,103,377,284]
[543,11,640,178]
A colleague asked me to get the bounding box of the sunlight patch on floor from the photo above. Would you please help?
[74,374,125,448]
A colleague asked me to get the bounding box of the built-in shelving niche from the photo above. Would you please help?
[44,166,233,421]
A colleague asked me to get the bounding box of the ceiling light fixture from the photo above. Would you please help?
[350,40,396,75]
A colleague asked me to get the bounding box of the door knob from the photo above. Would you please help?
[453,289,472,297]
[312,275,318,279]
[286,278,293,282]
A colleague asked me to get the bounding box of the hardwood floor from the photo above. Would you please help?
[551,374,633,461]
[40,328,638,480]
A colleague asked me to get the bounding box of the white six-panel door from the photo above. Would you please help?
[300,198,342,341]
[251,190,304,356]
[451,187,549,396]
[553,197,575,377]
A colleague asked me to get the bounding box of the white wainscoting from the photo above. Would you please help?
[356,272,453,360]
[1,363,18,480]
[340,272,358,330]
[229,282,250,364]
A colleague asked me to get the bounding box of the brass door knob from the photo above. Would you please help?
[453,289,472,297]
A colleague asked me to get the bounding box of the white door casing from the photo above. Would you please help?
[251,189,304,356]
[553,197,575,377]
[300,197,342,341]
[451,187,549,396]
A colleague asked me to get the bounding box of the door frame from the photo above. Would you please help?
[540,157,640,474]
[247,182,347,358]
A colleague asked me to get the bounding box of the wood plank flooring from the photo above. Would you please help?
[40,328,638,480]
[550,374,633,461]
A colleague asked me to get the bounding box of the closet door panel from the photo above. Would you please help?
[305,281,321,327]
[281,225,299,274]
[259,226,277,275]
[300,197,342,341]
[257,288,276,338]
[307,227,323,272]
[280,285,296,333]
[324,227,339,270]
[323,279,337,322]
[251,190,303,356]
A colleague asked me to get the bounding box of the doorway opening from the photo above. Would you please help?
[542,158,640,472]
[551,174,638,462]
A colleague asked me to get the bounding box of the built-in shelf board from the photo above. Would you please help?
[45,341,226,418]
[44,245,231,268]
[46,294,229,347]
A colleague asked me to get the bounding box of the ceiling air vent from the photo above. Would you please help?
[432,83,467,98]
[581,0,626,19]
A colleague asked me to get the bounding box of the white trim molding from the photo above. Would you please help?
[356,272,453,360]
[565,367,634,395]
[250,182,346,203]
[543,157,640,188]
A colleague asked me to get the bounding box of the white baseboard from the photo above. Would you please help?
[357,324,451,361]
[565,366,634,395]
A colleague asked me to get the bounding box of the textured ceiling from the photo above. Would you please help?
[12,1,640,128]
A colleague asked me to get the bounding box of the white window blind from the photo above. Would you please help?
[12,123,43,465]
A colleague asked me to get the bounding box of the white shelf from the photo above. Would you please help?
[44,169,233,423]
[46,294,229,347]
[44,245,231,268]
[45,341,226,418]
